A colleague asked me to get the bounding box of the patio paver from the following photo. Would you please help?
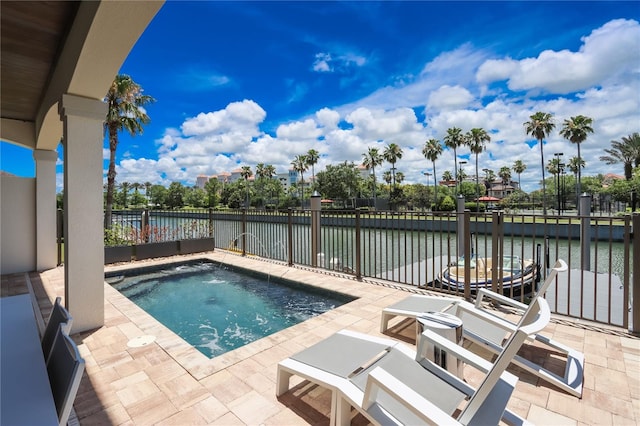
[2,251,639,425]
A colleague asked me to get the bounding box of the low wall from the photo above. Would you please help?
[1,176,36,274]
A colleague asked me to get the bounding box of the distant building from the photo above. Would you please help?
[487,183,516,199]
[602,173,624,187]
[214,172,232,185]
[356,164,369,180]
[195,175,209,189]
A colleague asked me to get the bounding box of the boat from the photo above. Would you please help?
[437,254,540,294]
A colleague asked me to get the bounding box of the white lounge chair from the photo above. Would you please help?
[277,298,550,426]
[380,259,584,398]
[356,297,549,426]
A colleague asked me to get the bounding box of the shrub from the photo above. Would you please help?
[438,195,456,211]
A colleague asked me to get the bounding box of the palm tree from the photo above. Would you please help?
[131,182,143,207]
[383,143,403,192]
[567,156,585,208]
[382,171,393,195]
[498,166,512,186]
[144,181,152,205]
[291,155,308,203]
[560,115,594,199]
[306,149,320,191]
[423,138,443,209]
[240,166,253,208]
[255,163,267,179]
[104,74,154,228]
[457,167,468,183]
[443,127,465,194]
[362,147,384,208]
[119,181,131,208]
[442,170,454,183]
[524,112,555,215]
[466,128,491,202]
[600,133,640,181]
[512,160,526,191]
[264,164,276,179]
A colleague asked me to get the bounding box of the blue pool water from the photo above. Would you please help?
[107,262,353,358]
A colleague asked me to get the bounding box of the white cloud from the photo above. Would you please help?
[338,43,489,113]
[112,19,640,193]
[427,85,475,111]
[346,107,423,143]
[476,58,519,84]
[315,108,340,128]
[181,99,266,137]
[312,50,367,73]
[275,119,322,141]
[178,67,232,90]
[477,19,640,94]
[313,53,332,72]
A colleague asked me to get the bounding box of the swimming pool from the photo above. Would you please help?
[106,261,354,358]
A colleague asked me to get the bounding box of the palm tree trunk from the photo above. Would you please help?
[539,139,547,215]
[577,144,582,199]
[432,161,437,210]
[475,154,479,205]
[372,167,377,208]
[453,149,458,194]
[105,126,118,229]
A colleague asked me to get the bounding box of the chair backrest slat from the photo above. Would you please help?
[46,325,85,426]
[41,297,72,363]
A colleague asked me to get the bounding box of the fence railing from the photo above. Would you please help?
[92,206,636,330]
[106,209,213,244]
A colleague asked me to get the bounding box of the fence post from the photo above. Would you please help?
[491,211,503,293]
[142,209,149,243]
[463,210,471,300]
[580,194,591,271]
[632,213,640,334]
[57,208,63,266]
[208,208,214,238]
[457,195,466,258]
[287,208,294,266]
[355,210,362,281]
[240,209,246,256]
[310,192,321,268]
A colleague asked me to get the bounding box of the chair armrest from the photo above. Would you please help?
[417,329,494,373]
[475,288,528,311]
[363,366,462,426]
[456,301,517,334]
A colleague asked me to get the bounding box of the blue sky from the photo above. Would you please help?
[2,1,639,192]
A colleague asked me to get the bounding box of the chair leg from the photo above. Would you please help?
[335,395,351,426]
[276,367,292,396]
[380,313,393,332]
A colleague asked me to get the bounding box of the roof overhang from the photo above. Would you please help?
[1,1,164,151]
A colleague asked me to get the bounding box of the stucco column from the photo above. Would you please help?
[59,94,106,333]
[33,149,59,271]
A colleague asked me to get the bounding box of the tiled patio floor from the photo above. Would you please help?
[2,251,639,425]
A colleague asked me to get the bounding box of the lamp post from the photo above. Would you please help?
[424,171,432,211]
[458,161,467,196]
[559,162,565,213]
[554,153,563,214]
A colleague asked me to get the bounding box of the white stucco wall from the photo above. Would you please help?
[1,176,36,274]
